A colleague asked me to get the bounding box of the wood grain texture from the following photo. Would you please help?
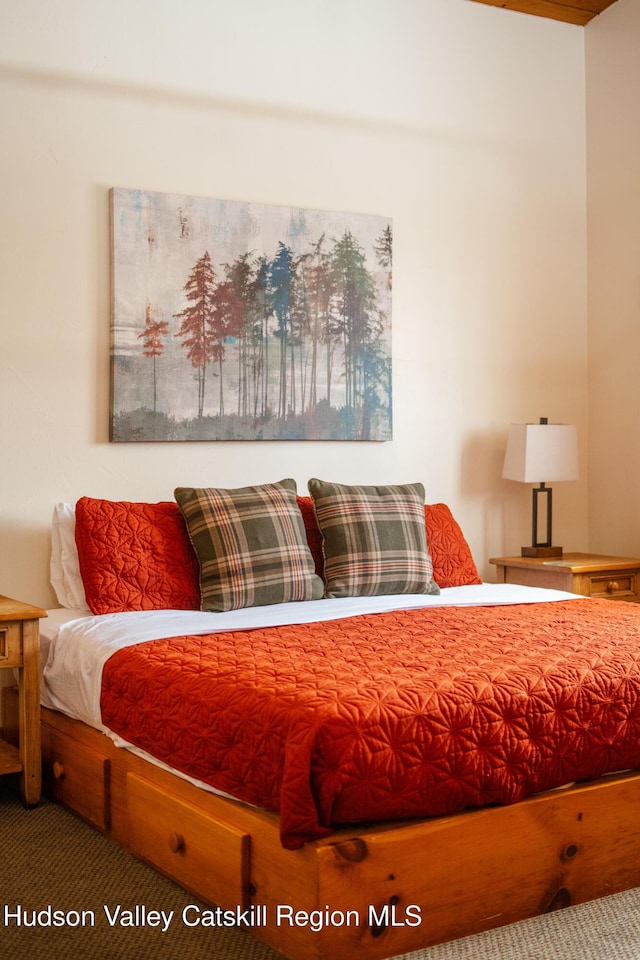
[467,0,618,26]
[490,553,640,601]
[0,598,45,805]
[38,704,640,960]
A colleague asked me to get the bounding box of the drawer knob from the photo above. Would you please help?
[169,832,185,855]
[53,761,66,781]
[606,581,620,593]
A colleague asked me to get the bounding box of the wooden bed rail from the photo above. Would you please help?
[25,701,640,960]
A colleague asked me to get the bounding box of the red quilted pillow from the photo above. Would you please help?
[424,503,481,587]
[296,495,324,578]
[75,497,200,614]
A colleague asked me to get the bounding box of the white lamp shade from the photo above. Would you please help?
[502,423,579,483]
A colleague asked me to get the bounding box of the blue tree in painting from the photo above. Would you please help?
[330,229,379,437]
[269,242,296,421]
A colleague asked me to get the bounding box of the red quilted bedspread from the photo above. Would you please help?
[100,599,640,849]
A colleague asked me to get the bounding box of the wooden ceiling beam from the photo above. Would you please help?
[467,0,619,26]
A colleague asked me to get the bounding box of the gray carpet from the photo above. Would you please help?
[1,774,639,959]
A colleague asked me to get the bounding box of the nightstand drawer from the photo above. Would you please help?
[490,554,640,605]
[0,622,22,667]
[582,572,639,601]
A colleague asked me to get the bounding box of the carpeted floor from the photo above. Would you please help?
[2,774,640,959]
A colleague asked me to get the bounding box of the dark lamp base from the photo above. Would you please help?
[521,546,563,559]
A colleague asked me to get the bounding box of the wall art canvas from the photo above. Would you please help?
[110,187,392,441]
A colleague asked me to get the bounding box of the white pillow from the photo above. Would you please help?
[50,502,89,610]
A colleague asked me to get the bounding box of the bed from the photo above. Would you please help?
[31,481,640,960]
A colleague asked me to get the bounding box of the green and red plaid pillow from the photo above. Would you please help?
[307,478,440,598]
[175,479,324,612]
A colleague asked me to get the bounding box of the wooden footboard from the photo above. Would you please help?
[37,703,640,960]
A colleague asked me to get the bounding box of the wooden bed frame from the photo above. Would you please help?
[30,701,640,960]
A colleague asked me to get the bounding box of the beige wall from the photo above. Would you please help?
[0,0,589,608]
[586,0,640,556]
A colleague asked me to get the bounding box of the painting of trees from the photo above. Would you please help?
[110,189,392,441]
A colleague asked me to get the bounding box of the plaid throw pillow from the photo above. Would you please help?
[175,480,324,612]
[308,478,440,598]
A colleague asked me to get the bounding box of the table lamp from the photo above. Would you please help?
[502,417,579,558]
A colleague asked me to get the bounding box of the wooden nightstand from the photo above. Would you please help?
[489,553,640,603]
[0,596,47,805]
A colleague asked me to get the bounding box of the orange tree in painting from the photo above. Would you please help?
[174,251,218,418]
[210,278,245,417]
[138,302,169,414]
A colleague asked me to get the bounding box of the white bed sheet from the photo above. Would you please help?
[41,583,578,734]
